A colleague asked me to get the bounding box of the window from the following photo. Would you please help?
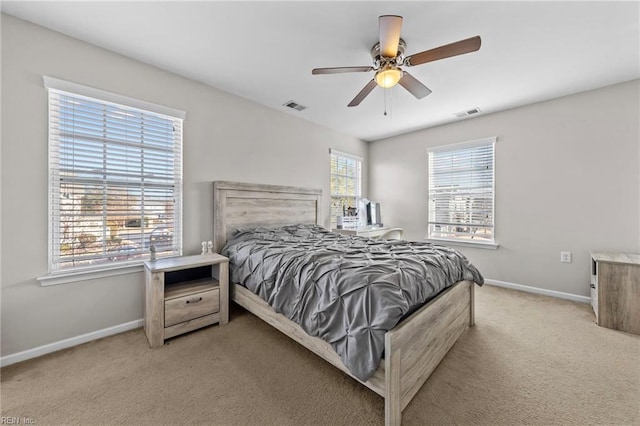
[330,150,362,228]
[45,77,184,273]
[427,137,495,245]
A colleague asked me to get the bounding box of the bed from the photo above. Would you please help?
[212,181,480,426]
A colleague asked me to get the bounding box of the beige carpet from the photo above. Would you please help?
[1,285,639,425]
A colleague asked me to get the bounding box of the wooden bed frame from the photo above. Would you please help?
[212,181,474,426]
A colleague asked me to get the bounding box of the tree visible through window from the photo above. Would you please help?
[330,150,362,228]
[428,138,495,244]
[46,78,184,272]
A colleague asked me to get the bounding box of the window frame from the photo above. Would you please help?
[40,77,185,284]
[329,149,363,228]
[427,137,498,249]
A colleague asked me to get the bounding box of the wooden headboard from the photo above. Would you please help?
[212,181,323,253]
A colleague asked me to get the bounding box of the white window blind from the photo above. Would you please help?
[428,138,495,244]
[330,150,362,227]
[46,80,183,272]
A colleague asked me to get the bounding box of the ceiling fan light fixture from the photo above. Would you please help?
[375,66,403,88]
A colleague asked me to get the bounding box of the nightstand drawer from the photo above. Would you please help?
[165,288,220,327]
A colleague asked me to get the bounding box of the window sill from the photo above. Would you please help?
[427,238,499,250]
[38,262,144,286]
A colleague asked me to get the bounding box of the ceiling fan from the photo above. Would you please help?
[312,15,481,107]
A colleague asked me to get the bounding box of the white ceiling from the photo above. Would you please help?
[3,1,639,141]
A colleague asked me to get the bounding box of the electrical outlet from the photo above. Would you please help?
[560,251,572,263]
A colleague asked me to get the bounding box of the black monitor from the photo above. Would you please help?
[366,202,382,226]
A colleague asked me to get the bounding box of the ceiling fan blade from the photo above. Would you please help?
[405,36,481,66]
[398,72,432,99]
[312,66,374,75]
[348,79,377,107]
[379,15,403,58]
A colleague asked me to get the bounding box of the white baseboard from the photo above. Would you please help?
[0,319,144,368]
[484,279,590,304]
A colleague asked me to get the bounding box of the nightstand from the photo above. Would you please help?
[590,251,640,335]
[144,253,229,348]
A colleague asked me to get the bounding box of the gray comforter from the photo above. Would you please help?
[222,224,484,381]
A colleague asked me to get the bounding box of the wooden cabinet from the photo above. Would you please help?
[144,253,229,348]
[590,251,640,335]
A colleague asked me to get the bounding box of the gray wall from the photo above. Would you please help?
[0,15,368,356]
[369,79,640,297]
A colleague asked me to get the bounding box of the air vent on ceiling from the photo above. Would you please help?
[283,100,307,112]
[454,107,481,118]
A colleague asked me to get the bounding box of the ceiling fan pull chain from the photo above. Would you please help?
[383,87,388,116]
[383,88,393,118]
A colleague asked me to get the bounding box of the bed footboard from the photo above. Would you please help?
[384,280,473,425]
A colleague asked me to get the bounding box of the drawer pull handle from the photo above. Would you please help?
[186,297,203,304]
